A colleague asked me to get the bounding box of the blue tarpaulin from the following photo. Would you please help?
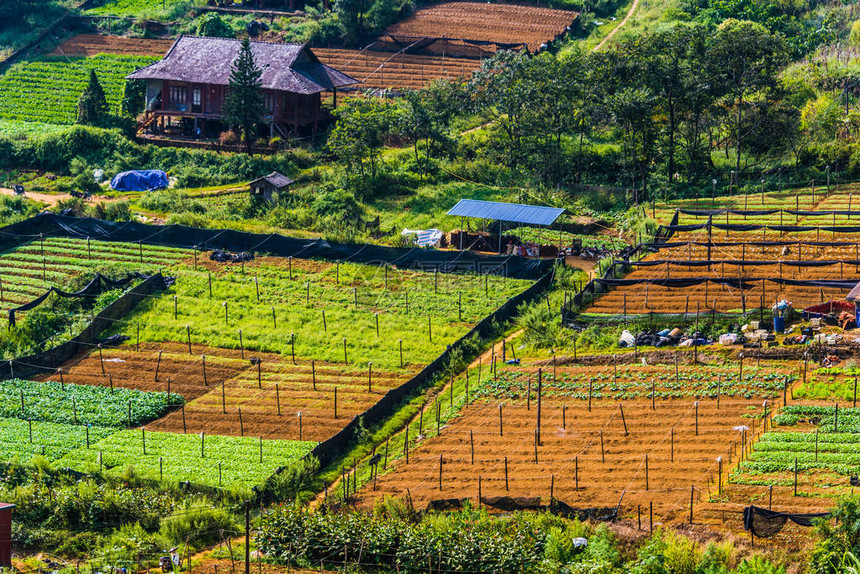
[110,170,168,191]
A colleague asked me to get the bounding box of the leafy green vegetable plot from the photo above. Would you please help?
[0,55,158,125]
[84,0,187,16]
[737,406,860,483]
[0,417,116,460]
[477,365,791,400]
[0,378,183,427]
[60,430,316,488]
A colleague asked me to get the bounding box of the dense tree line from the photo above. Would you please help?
[326,16,859,202]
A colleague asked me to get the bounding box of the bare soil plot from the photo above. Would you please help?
[53,34,173,57]
[584,262,859,316]
[357,397,756,521]
[38,342,418,441]
[384,1,578,52]
[314,48,480,90]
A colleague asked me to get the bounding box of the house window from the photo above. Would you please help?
[265,93,277,113]
[169,86,187,104]
[192,88,201,106]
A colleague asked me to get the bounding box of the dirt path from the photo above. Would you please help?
[593,0,640,52]
[0,187,123,206]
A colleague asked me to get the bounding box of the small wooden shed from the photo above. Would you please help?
[0,503,13,567]
[249,172,294,203]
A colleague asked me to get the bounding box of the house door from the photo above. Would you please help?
[192,88,202,114]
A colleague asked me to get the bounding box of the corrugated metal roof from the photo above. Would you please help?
[447,199,565,226]
[251,172,294,188]
[127,36,357,94]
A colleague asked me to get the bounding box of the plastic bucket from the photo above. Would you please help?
[773,316,785,333]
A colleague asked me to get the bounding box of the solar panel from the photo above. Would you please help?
[447,199,565,226]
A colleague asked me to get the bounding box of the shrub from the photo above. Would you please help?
[220,130,240,145]
[159,503,241,550]
[516,299,562,349]
[311,184,362,220]
[196,13,234,37]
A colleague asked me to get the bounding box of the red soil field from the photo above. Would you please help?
[314,48,480,90]
[38,342,418,441]
[585,261,860,315]
[53,34,173,57]
[384,2,578,52]
[357,397,754,521]
[655,241,860,262]
[584,229,860,316]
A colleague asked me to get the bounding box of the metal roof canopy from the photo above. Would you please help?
[447,199,565,226]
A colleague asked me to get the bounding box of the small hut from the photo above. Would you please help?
[249,172,293,203]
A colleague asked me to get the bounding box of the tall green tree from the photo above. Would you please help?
[708,19,788,174]
[397,80,462,177]
[468,51,537,170]
[76,70,109,126]
[327,96,398,194]
[223,38,265,154]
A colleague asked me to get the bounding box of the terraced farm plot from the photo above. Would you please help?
[582,261,860,317]
[384,1,578,52]
[357,397,757,519]
[58,429,315,488]
[115,256,530,369]
[649,184,860,227]
[476,363,794,402]
[0,378,182,427]
[44,342,412,440]
[84,0,187,16]
[0,236,190,311]
[37,251,532,441]
[0,55,158,125]
[713,404,856,527]
[54,34,173,57]
[314,48,480,90]
[0,417,116,460]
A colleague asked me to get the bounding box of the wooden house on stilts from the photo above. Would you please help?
[127,36,356,140]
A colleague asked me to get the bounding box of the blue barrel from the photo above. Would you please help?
[773,316,785,333]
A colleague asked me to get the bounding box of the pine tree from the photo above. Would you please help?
[223,38,265,153]
[77,70,109,126]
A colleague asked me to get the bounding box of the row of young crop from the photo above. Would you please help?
[0,415,314,488]
[0,55,158,125]
[735,405,860,483]
[59,430,316,488]
[0,375,316,488]
[0,238,191,310]
[473,367,793,400]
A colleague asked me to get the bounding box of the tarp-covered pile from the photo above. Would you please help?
[110,170,169,191]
